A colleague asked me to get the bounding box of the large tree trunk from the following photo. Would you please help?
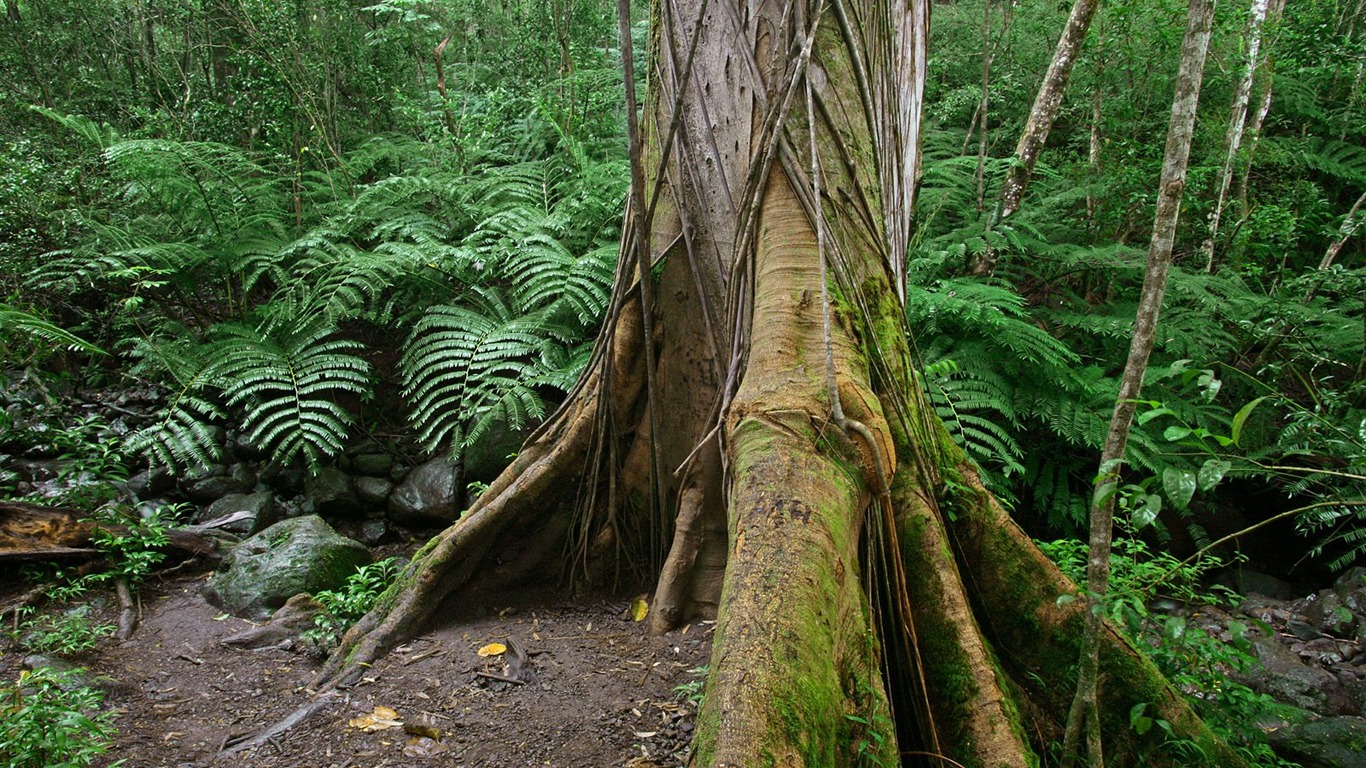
[319,0,1246,764]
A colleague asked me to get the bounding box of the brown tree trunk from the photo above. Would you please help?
[1063,0,1219,765]
[317,0,1246,763]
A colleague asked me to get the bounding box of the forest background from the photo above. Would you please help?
[1,0,1365,764]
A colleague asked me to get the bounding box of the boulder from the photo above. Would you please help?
[388,457,461,526]
[1268,716,1366,768]
[181,465,249,502]
[303,467,364,518]
[1302,589,1357,638]
[202,515,369,620]
[349,452,394,477]
[196,491,279,536]
[1240,633,1340,712]
[354,476,394,505]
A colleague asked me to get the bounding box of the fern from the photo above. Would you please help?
[210,316,371,467]
[401,288,577,455]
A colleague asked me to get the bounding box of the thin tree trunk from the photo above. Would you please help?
[974,0,993,212]
[1201,0,1271,273]
[1236,0,1286,219]
[994,0,1101,219]
[973,0,1101,275]
[1062,1,1218,765]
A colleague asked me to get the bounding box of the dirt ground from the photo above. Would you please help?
[1,561,713,768]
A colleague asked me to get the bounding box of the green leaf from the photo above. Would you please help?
[1231,396,1273,446]
[1137,407,1174,425]
[1197,459,1231,491]
[1163,425,1193,442]
[1163,467,1198,511]
[1133,493,1162,529]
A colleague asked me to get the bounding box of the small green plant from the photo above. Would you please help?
[843,712,894,767]
[671,665,708,706]
[7,606,115,657]
[0,667,122,768]
[86,506,174,586]
[304,557,402,650]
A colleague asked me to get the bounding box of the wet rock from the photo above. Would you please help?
[203,515,370,620]
[1303,590,1357,638]
[197,491,279,535]
[124,467,175,500]
[1268,716,1366,768]
[303,467,364,518]
[388,457,461,526]
[1236,570,1300,601]
[349,452,394,477]
[354,476,393,505]
[463,426,524,485]
[181,465,249,502]
[1240,634,1340,711]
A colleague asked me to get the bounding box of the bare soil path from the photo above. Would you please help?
[2,567,711,768]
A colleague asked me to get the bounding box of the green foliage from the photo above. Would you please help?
[7,606,115,658]
[0,667,121,768]
[304,557,403,650]
[1040,535,1296,765]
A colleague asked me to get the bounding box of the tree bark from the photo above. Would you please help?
[316,0,1246,763]
[1201,0,1272,273]
[1063,0,1219,765]
[993,0,1101,218]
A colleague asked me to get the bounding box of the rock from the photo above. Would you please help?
[259,462,305,495]
[354,476,393,505]
[349,453,394,477]
[1240,634,1340,712]
[1303,590,1357,638]
[1333,567,1366,613]
[1235,569,1300,601]
[303,467,364,518]
[181,465,249,502]
[463,425,524,485]
[1268,716,1366,768]
[388,457,461,526]
[124,468,175,500]
[1288,619,1325,641]
[196,491,279,535]
[202,515,370,620]
[357,519,392,546]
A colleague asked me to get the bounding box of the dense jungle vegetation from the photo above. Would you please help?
[1,0,1365,764]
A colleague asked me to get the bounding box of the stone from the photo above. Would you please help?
[1304,590,1357,638]
[303,467,363,518]
[354,475,393,505]
[1268,716,1366,768]
[259,462,305,495]
[1235,569,1300,601]
[124,467,175,499]
[349,453,394,477]
[388,457,461,527]
[1240,634,1340,712]
[1333,567,1366,613]
[462,425,525,485]
[202,515,370,620]
[196,491,279,535]
[181,465,249,502]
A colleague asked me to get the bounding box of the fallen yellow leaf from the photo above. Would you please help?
[629,597,649,622]
[348,705,403,732]
[477,642,507,657]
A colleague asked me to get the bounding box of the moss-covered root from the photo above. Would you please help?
[892,472,1034,768]
[692,412,896,768]
[948,464,1248,768]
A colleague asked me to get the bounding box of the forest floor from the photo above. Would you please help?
[0,558,712,768]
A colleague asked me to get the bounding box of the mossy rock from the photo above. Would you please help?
[203,515,370,620]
